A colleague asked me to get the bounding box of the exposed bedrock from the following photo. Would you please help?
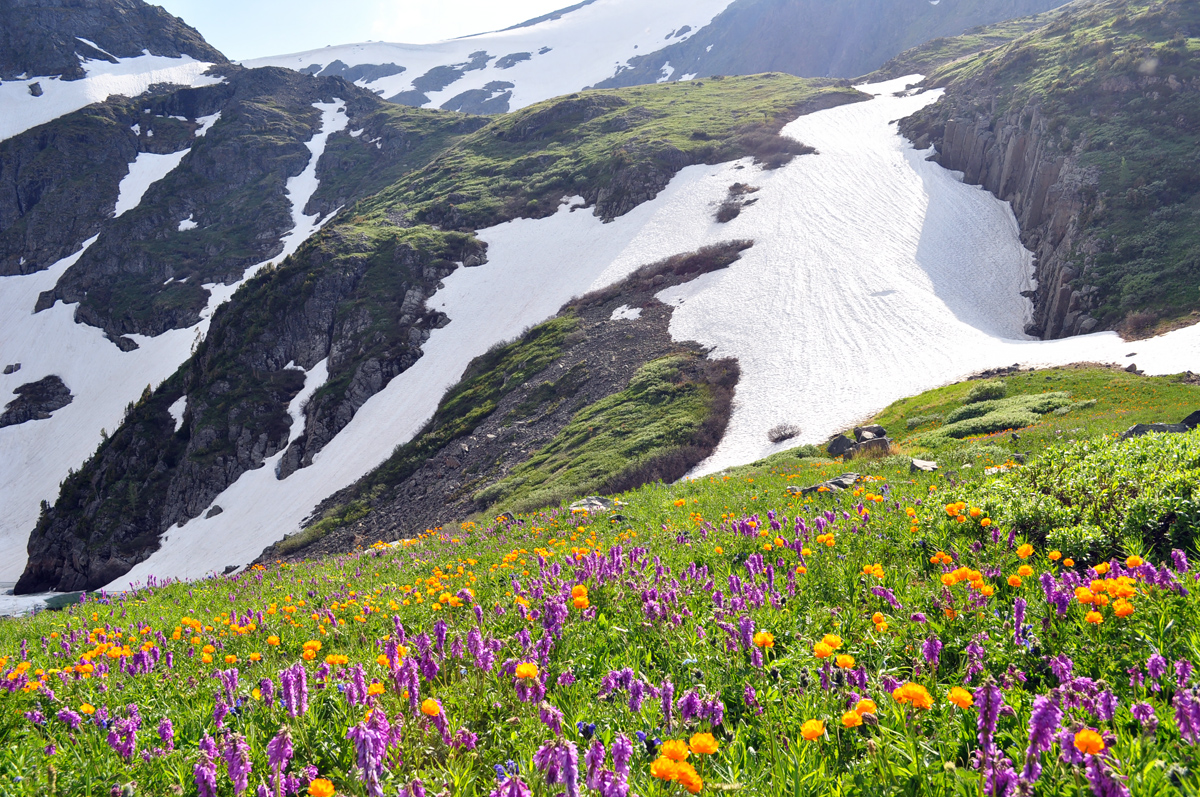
[902,99,1099,339]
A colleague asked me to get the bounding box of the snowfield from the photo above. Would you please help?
[108,76,1200,591]
[243,0,734,112]
[0,101,348,587]
[0,54,222,142]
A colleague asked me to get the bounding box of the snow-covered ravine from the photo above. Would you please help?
[0,101,347,598]
[109,75,1199,591]
[0,54,222,142]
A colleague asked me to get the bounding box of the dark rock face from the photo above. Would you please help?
[0,374,72,428]
[901,99,1099,339]
[440,82,514,115]
[494,52,531,70]
[1120,423,1190,440]
[592,0,1067,89]
[303,60,405,83]
[826,435,855,457]
[0,0,227,81]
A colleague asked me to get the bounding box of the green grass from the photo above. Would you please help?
[477,354,715,514]
[8,388,1200,794]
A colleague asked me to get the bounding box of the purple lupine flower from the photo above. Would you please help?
[704,696,726,727]
[217,668,239,704]
[1048,654,1074,683]
[1013,598,1026,643]
[585,740,606,790]
[224,733,252,795]
[540,703,565,736]
[557,670,576,687]
[1176,659,1194,689]
[267,727,293,797]
[561,740,580,797]
[1172,549,1190,573]
[346,711,389,797]
[1131,702,1158,735]
[454,728,478,750]
[1085,755,1131,797]
[611,733,633,775]
[1021,695,1061,783]
[279,663,308,717]
[194,735,219,797]
[737,615,754,651]
[259,678,274,708]
[534,741,563,785]
[661,678,675,730]
[490,778,533,797]
[1097,691,1118,722]
[976,680,1004,764]
[744,684,762,715]
[678,689,701,723]
[870,586,901,609]
[23,709,44,726]
[910,612,927,624]
[923,636,943,669]
[402,779,426,797]
[157,717,174,752]
[56,708,82,731]
[1175,690,1200,744]
[628,679,645,713]
[1148,654,1168,681]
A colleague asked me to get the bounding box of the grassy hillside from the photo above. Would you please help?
[3,371,1200,795]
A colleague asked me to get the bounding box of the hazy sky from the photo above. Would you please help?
[155,0,574,60]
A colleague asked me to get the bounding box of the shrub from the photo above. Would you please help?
[768,423,801,443]
[906,413,941,429]
[965,380,1007,403]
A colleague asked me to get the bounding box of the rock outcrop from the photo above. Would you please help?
[0,375,72,428]
[902,97,1100,339]
[0,0,226,81]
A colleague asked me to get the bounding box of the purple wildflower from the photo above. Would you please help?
[224,733,252,796]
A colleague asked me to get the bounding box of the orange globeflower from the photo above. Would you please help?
[267,636,280,646]
[1064,558,1075,567]
[1017,544,1034,559]
[1126,555,1144,568]
[367,683,386,697]
[1008,576,1022,588]
[80,703,96,715]
[571,585,588,598]
[842,710,863,728]
[948,687,974,709]
[855,699,878,716]
[661,740,690,762]
[689,733,718,755]
[1094,563,1110,575]
[892,682,934,710]
[675,763,703,795]
[753,631,775,649]
[1113,599,1135,618]
[836,654,855,669]
[1018,565,1034,577]
[420,698,440,717]
[650,757,679,781]
[308,779,336,797]
[1049,551,1062,561]
[515,662,539,680]
[1074,729,1105,755]
[821,634,843,650]
[813,642,834,659]
[1085,611,1104,625]
[573,596,590,610]
[800,719,825,741]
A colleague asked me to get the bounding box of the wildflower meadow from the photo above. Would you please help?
[3,371,1200,797]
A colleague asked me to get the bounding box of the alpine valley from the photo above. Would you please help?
[1,0,1198,608]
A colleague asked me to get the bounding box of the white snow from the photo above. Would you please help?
[168,395,187,432]
[0,54,221,142]
[75,38,117,61]
[178,214,198,231]
[106,76,1200,591]
[611,304,642,321]
[0,101,349,584]
[113,149,190,217]
[194,111,222,137]
[243,0,735,112]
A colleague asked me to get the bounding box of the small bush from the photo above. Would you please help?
[768,423,801,443]
[906,414,941,429]
[715,200,741,223]
[965,380,1007,403]
[945,401,998,424]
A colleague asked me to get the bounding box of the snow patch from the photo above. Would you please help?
[168,396,187,432]
[657,62,674,83]
[178,214,198,231]
[194,111,221,137]
[611,304,642,321]
[0,54,220,142]
[113,149,190,217]
[244,0,735,112]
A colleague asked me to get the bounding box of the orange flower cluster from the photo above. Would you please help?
[571,584,590,610]
[891,682,934,710]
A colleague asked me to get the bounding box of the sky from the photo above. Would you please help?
[154,0,575,60]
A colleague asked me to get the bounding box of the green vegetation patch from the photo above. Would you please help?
[478,354,715,514]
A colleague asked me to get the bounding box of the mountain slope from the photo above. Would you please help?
[245,0,1069,114]
[900,0,1200,337]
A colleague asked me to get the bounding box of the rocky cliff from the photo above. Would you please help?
[0,0,226,80]
[899,0,1200,338]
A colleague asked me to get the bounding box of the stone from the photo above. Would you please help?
[28,82,42,97]
[788,472,860,496]
[0,375,73,429]
[826,434,855,457]
[1125,363,1139,373]
[845,437,891,460]
[2,363,19,375]
[569,496,620,513]
[1120,423,1190,440]
[854,424,887,442]
[496,512,517,525]
[205,505,224,518]
[222,565,238,575]
[1181,411,1200,430]
[911,459,939,473]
